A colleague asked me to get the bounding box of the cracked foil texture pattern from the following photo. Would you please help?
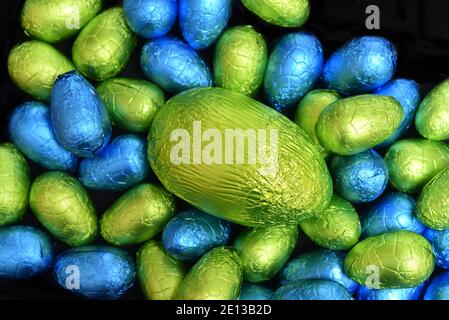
[7,41,75,101]
[241,0,310,27]
[316,95,403,156]
[0,143,30,226]
[101,184,176,246]
[0,226,53,280]
[20,0,102,43]
[344,230,435,289]
[238,283,273,300]
[53,246,136,300]
[148,87,333,227]
[424,271,449,300]
[51,71,111,158]
[424,228,449,269]
[273,279,353,300]
[264,32,323,111]
[234,225,297,283]
[323,36,397,95]
[123,0,177,39]
[9,102,78,172]
[29,172,98,247]
[97,78,165,133]
[177,246,242,300]
[73,7,137,81]
[78,134,149,191]
[141,37,213,94]
[180,0,232,49]
[384,139,449,193]
[300,195,361,250]
[137,240,186,300]
[162,209,231,261]
[358,281,427,300]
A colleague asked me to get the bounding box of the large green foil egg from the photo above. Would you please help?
[214,25,267,97]
[72,7,137,81]
[385,139,449,193]
[344,230,434,289]
[234,225,298,283]
[21,0,103,43]
[100,183,176,246]
[0,143,30,226]
[316,95,403,156]
[29,172,98,247]
[8,40,75,101]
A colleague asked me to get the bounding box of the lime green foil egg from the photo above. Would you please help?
[8,40,75,101]
[214,25,267,97]
[29,172,98,247]
[101,183,176,246]
[73,7,137,81]
[385,139,449,193]
[344,230,434,289]
[0,143,30,226]
[300,195,361,250]
[137,240,186,300]
[241,0,310,28]
[21,0,103,43]
[234,225,298,283]
[316,95,403,156]
[97,78,165,133]
[177,247,242,300]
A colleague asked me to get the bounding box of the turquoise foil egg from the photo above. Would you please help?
[424,228,449,269]
[358,282,427,300]
[273,279,353,300]
[239,283,273,300]
[424,272,449,300]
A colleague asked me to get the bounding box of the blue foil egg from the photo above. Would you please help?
[279,250,358,294]
[358,282,427,300]
[424,271,449,300]
[78,134,149,191]
[362,192,425,237]
[141,37,213,94]
[239,283,273,300]
[273,279,353,300]
[9,102,77,172]
[53,246,136,300]
[0,226,53,280]
[423,228,449,269]
[50,71,111,158]
[331,150,389,203]
[162,209,231,261]
[179,0,232,50]
[123,0,177,39]
[374,79,421,148]
[264,32,323,111]
[323,36,397,95]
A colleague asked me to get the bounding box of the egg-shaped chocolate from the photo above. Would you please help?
[423,228,449,269]
[424,271,449,300]
[358,282,427,300]
[238,283,273,300]
[273,279,353,300]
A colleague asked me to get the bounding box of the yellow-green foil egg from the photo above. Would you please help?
[137,240,186,300]
[214,25,267,97]
[316,95,403,156]
[241,0,310,28]
[344,230,434,289]
[29,172,98,247]
[385,139,449,193]
[177,247,243,300]
[299,195,361,250]
[72,7,137,81]
[100,183,176,246]
[234,225,298,283]
[21,0,103,43]
[97,78,165,133]
[8,40,75,101]
[0,143,30,226]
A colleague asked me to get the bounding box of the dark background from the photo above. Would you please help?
[1,0,449,299]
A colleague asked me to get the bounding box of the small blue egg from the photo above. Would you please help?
[141,37,213,94]
[239,283,273,300]
[123,0,177,39]
[78,134,149,191]
[424,271,449,300]
[423,228,449,269]
[9,102,77,172]
[264,32,323,111]
[279,250,358,294]
[0,226,53,280]
[50,71,111,158]
[273,279,353,300]
[53,246,135,300]
[358,282,427,300]
[362,192,425,237]
[331,150,389,203]
[179,0,232,50]
[162,209,231,261]
[323,36,397,95]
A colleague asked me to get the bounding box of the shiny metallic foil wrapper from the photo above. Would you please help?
[273,279,353,300]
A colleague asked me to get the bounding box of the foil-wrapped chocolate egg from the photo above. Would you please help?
[273,279,353,300]
[423,228,449,269]
[358,282,427,300]
[424,271,449,300]
[238,283,273,300]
